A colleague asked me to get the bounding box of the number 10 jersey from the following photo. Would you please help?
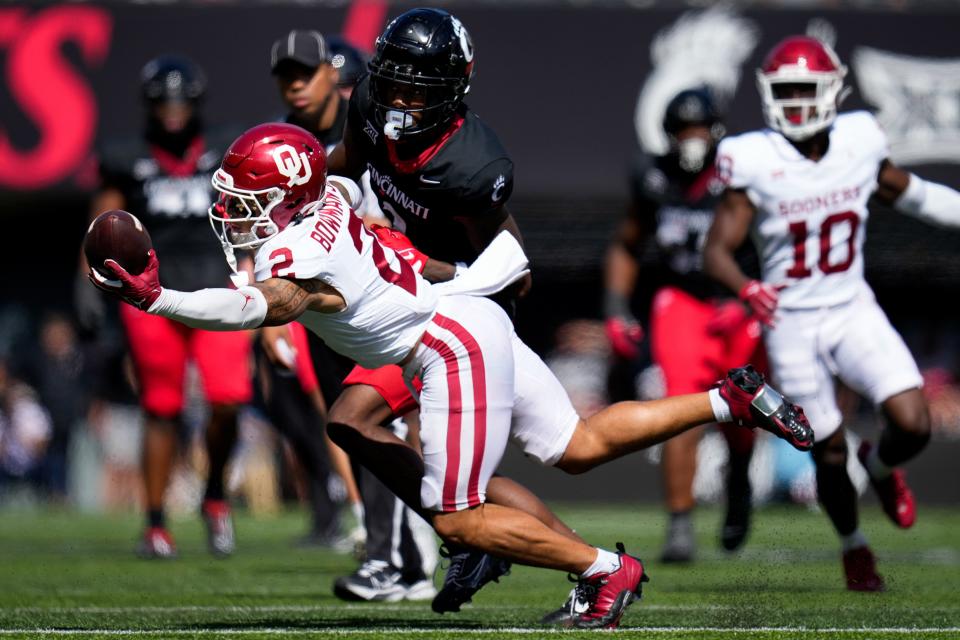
[716,111,889,310]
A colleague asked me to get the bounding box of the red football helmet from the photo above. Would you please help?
[210,122,327,250]
[756,36,847,140]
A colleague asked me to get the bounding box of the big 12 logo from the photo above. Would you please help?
[0,5,111,190]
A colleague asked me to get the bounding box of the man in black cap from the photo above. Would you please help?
[271,29,346,148]
[262,30,437,601]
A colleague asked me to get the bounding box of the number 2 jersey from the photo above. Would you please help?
[253,183,439,370]
[717,111,889,310]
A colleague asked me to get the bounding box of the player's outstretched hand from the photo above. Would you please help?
[370,224,428,274]
[88,250,163,311]
[718,365,814,451]
[738,280,783,327]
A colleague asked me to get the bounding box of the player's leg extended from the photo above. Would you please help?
[418,298,646,628]
[834,297,928,529]
[768,306,882,591]
[121,305,187,558]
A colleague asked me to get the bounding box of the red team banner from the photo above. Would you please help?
[0,6,111,189]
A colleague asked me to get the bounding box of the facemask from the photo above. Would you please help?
[677,137,709,173]
[384,110,416,140]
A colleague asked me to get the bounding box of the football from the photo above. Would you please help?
[84,209,153,277]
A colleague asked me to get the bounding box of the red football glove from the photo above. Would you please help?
[718,365,814,452]
[88,250,163,311]
[738,280,782,327]
[706,300,749,336]
[605,316,644,360]
[370,224,428,274]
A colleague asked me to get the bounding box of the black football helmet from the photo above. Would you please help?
[140,55,206,105]
[327,36,369,89]
[662,87,725,173]
[662,87,723,139]
[368,8,475,140]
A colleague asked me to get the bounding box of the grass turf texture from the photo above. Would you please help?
[0,505,958,639]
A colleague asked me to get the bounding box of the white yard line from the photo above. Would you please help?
[6,603,958,615]
[0,628,959,636]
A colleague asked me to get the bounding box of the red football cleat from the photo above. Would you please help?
[843,546,885,592]
[572,543,649,629]
[719,366,814,451]
[201,499,236,557]
[857,441,916,529]
[137,526,177,559]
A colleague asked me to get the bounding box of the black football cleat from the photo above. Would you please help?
[719,366,814,451]
[431,545,511,614]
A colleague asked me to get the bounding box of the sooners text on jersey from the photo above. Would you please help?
[717,111,889,309]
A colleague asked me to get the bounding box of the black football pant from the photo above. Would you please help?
[354,418,432,582]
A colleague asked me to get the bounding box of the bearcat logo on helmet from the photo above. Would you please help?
[272,144,313,188]
[449,16,474,63]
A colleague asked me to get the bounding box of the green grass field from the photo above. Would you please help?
[1,504,958,639]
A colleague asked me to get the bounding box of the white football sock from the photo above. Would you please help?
[581,548,621,578]
[865,446,893,480]
[709,388,732,423]
[841,529,868,553]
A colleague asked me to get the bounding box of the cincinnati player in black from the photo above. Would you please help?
[324,8,581,615]
[604,88,762,563]
[89,56,250,559]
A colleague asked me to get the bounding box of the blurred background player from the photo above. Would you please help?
[705,35,960,591]
[258,29,355,548]
[604,87,763,563]
[88,55,251,558]
[268,29,437,593]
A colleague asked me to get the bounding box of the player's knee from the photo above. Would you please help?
[812,429,847,467]
[887,396,931,440]
[431,510,474,546]
[326,421,361,451]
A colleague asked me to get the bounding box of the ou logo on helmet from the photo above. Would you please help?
[272,144,313,188]
[449,16,474,63]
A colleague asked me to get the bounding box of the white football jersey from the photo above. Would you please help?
[717,111,889,309]
[254,181,439,369]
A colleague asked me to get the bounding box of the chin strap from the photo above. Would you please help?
[221,243,250,288]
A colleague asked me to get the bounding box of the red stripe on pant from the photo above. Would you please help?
[422,331,465,511]
[433,313,487,507]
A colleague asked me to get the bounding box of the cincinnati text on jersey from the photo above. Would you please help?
[367,163,430,220]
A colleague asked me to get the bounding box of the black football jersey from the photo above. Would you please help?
[348,76,514,265]
[97,130,237,291]
[631,151,758,299]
